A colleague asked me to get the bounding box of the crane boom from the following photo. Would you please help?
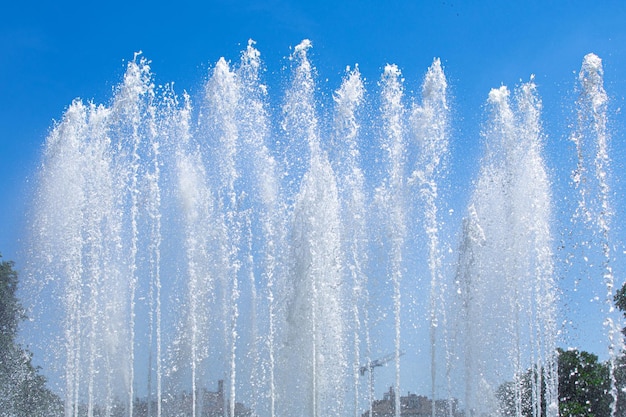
[359,351,404,376]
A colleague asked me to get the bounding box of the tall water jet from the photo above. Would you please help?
[408,58,449,416]
[236,40,283,417]
[144,85,184,417]
[25,41,617,417]
[377,63,406,417]
[31,55,161,417]
[277,39,347,417]
[455,204,485,417]
[279,39,317,201]
[36,100,103,417]
[516,81,559,417]
[456,79,558,417]
[145,73,169,417]
[570,53,621,415]
[175,91,216,417]
[115,56,157,417]
[331,65,368,417]
[201,56,244,417]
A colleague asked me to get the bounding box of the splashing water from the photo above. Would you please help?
[408,59,449,417]
[570,53,621,417]
[25,42,618,417]
[331,64,368,417]
[455,80,558,417]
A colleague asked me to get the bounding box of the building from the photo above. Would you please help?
[153,380,250,417]
[362,387,464,417]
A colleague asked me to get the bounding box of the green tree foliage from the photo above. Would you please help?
[497,349,611,417]
[0,256,24,353]
[0,254,62,416]
[496,285,626,417]
[496,368,546,417]
[613,282,626,415]
[614,282,626,324]
[557,348,611,417]
[614,355,626,416]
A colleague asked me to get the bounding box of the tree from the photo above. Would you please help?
[0,255,24,355]
[613,354,626,417]
[496,284,626,417]
[557,348,611,417]
[0,254,62,416]
[613,282,626,415]
[495,365,550,417]
[497,349,611,417]
[614,283,626,323]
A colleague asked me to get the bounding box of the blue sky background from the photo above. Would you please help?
[2,0,626,400]
[3,0,626,264]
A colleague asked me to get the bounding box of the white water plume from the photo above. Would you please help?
[456,79,558,417]
[332,65,368,417]
[378,63,407,417]
[409,58,449,417]
[570,53,621,417]
[26,42,613,417]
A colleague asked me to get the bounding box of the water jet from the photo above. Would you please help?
[26,42,618,417]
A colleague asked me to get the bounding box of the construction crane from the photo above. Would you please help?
[360,351,405,417]
[359,350,405,376]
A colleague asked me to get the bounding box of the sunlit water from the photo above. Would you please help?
[25,41,620,417]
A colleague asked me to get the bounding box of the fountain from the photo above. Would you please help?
[25,40,619,417]
[455,81,558,417]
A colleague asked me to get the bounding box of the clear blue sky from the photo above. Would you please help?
[3,0,626,259]
[2,0,626,399]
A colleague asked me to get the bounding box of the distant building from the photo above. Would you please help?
[361,386,464,417]
[152,379,251,417]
